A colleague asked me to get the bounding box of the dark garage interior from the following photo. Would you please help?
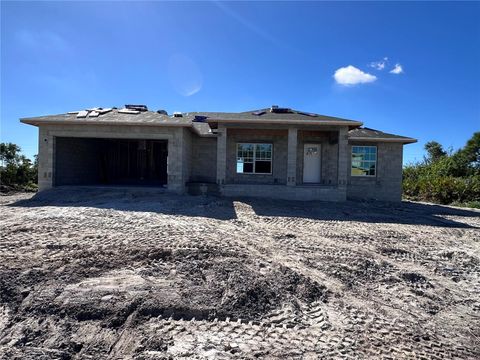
[55,137,168,186]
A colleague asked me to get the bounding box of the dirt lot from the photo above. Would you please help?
[0,188,479,359]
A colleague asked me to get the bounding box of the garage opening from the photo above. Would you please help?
[55,137,168,186]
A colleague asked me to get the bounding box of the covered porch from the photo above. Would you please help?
[215,125,350,201]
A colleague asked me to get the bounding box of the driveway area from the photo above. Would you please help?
[0,188,479,359]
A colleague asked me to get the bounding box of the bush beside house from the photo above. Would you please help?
[403,133,480,207]
[0,143,38,192]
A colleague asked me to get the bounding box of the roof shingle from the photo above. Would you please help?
[21,109,191,127]
[20,107,415,143]
[191,108,362,126]
[348,127,417,143]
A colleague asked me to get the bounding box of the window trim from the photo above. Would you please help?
[351,145,377,177]
[236,143,273,175]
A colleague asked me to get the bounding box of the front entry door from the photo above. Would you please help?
[303,144,321,183]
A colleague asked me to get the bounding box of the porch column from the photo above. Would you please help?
[287,127,298,186]
[337,126,348,189]
[38,127,55,191]
[216,125,227,185]
[167,129,184,193]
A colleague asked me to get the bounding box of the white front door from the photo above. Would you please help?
[303,144,321,183]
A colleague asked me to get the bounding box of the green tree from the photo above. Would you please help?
[0,142,38,190]
[424,141,447,163]
[0,143,22,165]
[458,132,480,171]
[403,132,480,206]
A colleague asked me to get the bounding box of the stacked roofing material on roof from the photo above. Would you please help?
[69,108,114,118]
[118,108,140,114]
[125,104,148,112]
[20,109,192,127]
[76,110,88,118]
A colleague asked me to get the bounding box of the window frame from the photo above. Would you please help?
[351,145,377,177]
[236,143,273,175]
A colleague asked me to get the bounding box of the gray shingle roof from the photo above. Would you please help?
[191,122,216,137]
[21,107,414,142]
[349,127,417,143]
[21,109,191,127]
[20,106,364,133]
[190,108,362,126]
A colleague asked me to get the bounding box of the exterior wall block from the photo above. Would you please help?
[190,136,217,183]
[165,130,184,193]
[225,128,288,185]
[216,126,227,185]
[36,124,185,194]
[38,127,55,191]
[32,121,407,202]
[347,142,404,201]
[222,184,344,201]
[287,128,298,186]
[336,127,349,200]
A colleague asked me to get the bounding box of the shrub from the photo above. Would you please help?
[403,133,480,205]
[0,143,37,192]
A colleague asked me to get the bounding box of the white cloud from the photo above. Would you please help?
[369,57,389,70]
[370,61,385,70]
[390,63,403,74]
[333,65,377,86]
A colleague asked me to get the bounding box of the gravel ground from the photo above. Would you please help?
[0,187,479,359]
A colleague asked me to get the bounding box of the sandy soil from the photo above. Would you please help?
[0,187,479,359]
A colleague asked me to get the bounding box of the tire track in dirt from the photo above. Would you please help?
[1,191,479,359]
[228,199,480,359]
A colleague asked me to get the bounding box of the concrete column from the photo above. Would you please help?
[287,127,298,186]
[216,125,227,185]
[38,127,55,191]
[337,126,349,190]
[167,129,185,193]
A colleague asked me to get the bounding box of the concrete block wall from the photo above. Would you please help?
[181,128,193,189]
[287,128,298,186]
[190,136,217,183]
[37,127,55,191]
[337,127,349,191]
[225,128,288,185]
[347,142,404,201]
[36,124,185,193]
[216,126,227,185]
[222,184,345,201]
[166,129,185,194]
[35,122,404,201]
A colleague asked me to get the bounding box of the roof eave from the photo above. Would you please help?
[207,118,363,127]
[20,118,191,127]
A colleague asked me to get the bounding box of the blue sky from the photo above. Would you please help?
[1,1,479,163]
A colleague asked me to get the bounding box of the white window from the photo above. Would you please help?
[236,143,272,174]
[351,146,377,176]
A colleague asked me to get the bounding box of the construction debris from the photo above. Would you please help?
[118,108,140,114]
[125,104,148,112]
